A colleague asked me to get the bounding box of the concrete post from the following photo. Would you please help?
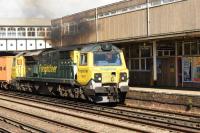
[5,27,8,38]
[35,27,38,37]
[153,41,157,85]
[25,27,28,38]
[175,43,178,87]
[16,27,18,38]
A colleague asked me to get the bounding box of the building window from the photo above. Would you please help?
[170,50,175,56]
[146,58,151,70]
[63,23,69,35]
[51,24,61,41]
[157,43,175,57]
[164,50,169,56]
[198,41,200,55]
[157,51,163,56]
[184,43,191,55]
[0,27,6,37]
[128,45,152,71]
[27,27,35,37]
[130,45,139,58]
[140,46,151,57]
[7,27,16,37]
[141,59,145,70]
[17,27,26,37]
[177,42,182,56]
[37,27,45,37]
[97,0,181,19]
[131,59,139,70]
[177,40,200,56]
[46,27,51,37]
[191,42,198,55]
[68,23,78,35]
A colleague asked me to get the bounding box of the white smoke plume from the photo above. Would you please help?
[0,0,122,19]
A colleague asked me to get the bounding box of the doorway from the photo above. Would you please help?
[157,57,176,86]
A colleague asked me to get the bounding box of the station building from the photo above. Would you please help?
[0,18,52,51]
[51,0,200,88]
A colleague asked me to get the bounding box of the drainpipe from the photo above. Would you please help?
[96,8,99,43]
[147,0,150,37]
[60,17,63,47]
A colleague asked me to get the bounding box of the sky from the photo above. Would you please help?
[0,0,122,19]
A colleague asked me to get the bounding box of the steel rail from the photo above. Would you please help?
[0,93,149,133]
[0,90,200,132]
[0,105,96,133]
[0,128,11,133]
[0,115,47,133]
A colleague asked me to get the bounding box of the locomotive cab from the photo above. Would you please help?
[77,44,129,103]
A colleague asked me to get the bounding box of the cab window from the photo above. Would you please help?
[12,58,16,67]
[94,52,121,66]
[80,53,87,65]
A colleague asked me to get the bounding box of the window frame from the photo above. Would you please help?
[7,27,16,37]
[37,27,45,37]
[0,27,6,37]
[17,27,26,37]
[27,27,36,37]
[128,45,152,71]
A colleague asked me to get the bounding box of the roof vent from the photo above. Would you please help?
[101,44,112,51]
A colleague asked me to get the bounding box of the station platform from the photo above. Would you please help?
[125,87,200,115]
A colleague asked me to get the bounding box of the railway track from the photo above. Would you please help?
[0,90,151,133]
[0,128,10,133]
[1,106,99,133]
[0,90,200,133]
[0,114,46,133]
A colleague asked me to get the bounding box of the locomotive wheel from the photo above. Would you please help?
[2,82,9,90]
[58,85,69,97]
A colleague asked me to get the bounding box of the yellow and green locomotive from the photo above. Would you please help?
[4,43,129,103]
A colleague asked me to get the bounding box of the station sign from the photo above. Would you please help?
[157,44,175,50]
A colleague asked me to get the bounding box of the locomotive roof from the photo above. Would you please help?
[23,48,56,57]
[22,43,121,57]
[58,43,121,52]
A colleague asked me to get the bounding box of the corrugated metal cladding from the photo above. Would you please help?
[150,0,200,35]
[51,0,200,46]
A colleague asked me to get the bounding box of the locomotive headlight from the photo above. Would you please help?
[120,72,127,82]
[94,73,102,82]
